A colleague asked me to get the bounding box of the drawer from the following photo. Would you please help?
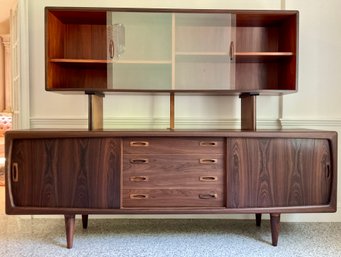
[123,154,224,172]
[124,171,224,188]
[122,189,225,207]
[123,154,224,188]
[123,138,224,154]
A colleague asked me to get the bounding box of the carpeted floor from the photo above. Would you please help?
[0,216,341,257]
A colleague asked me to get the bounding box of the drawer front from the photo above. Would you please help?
[123,189,225,207]
[123,154,224,188]
[123,138,224,154]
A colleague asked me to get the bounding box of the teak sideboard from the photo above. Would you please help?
[5,7,338,249]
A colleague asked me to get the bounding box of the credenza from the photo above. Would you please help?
[5,130,337,248]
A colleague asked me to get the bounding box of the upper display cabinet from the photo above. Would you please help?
[45,8,298,94]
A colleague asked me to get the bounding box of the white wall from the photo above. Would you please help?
[26,0,341,221]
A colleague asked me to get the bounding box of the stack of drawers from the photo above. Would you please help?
[122,137,225,208]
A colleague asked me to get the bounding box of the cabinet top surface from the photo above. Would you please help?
[5,129,336,140]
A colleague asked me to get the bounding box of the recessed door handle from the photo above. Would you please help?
[200,141,218,146]
[130,194,149,199]
[12,162,19,182]
[199,193,217,199]
[229,41,234,61]
[326,163,331,179]
[130,159,149,164]
[130,141,149,147]
[199,176,218,182]
[109,39,114,59]
[200,159,218,164]
[130,176,149,182]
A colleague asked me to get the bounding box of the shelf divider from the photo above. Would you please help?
[170,92,175,130]
[240,92,258,131]
[87,92,105,130]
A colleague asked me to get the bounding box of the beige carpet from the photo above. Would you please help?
[0,217,341,257]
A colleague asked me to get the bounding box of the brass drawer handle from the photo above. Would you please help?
[130,159,149,164]
[130,176,149,182]
[130,141,149,147]
[199,193,218,199]
[12,163,19,182]
[130,194,149,199]
[199,176,218,182]
[200,159,218,164]
[200,141,218,146]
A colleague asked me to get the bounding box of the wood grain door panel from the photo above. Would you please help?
[226,138,333,208]
[10,138,121,209]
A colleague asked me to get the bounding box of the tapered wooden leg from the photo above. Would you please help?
[270,213,281,246]
[82,215,88,229]
[256,213,262,227]
[64,214,76,249]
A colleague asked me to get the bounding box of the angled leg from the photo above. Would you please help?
[64,214,76,249]
[255,213,262,227]
[270,213,281,246]
[82,215,89,229]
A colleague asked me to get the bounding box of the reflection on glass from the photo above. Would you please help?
[107,23,125,60]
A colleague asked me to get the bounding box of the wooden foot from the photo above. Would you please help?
[64,214,76,249]
[82,215,89,229]
[270,213,281,246]
[255,213,262,227]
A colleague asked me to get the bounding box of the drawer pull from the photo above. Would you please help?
[130,176,149,182]
[199,176,218,182]
[200,159,218,164]
[199,193,218,199]
[130,194,149,199]
[12,163,19,182]
[130,159,149,164]
[200,141,218,146]
[130,141,149,147]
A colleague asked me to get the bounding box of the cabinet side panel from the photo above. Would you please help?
[47,12,65,89]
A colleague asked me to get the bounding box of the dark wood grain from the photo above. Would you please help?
[6,130,337,215]
[123,188,224,207]
[240,94,256,130]
[270,213,280,246]
[82,215,88,229]
[123,154,224,188]
[226,138,333,208]
[123,138,224,154]
[64,214,75,249]
[10,138,121,209]
[256,213,262,227]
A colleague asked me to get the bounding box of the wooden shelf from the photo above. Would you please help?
[234,52,294,62]
[49,59,172,65]
[49,59,110,64]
